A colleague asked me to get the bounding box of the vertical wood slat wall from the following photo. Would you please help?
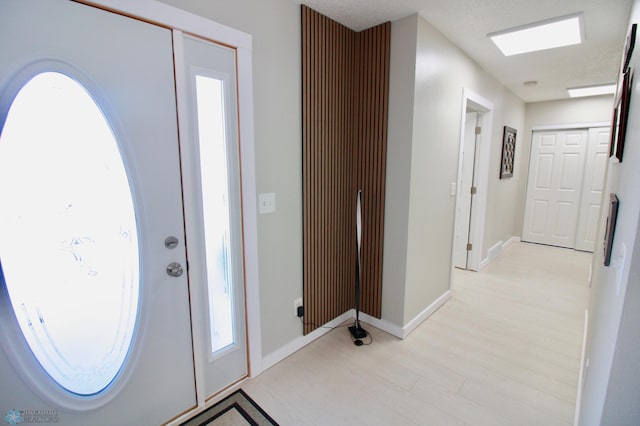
[302,5,390,334]
[354,21,390,320]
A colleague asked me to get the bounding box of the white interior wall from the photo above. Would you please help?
[382,14,417,325]
[483,91,526,259]
[600,213,640,424]
[385,14,525,326]
[578,0,640,423]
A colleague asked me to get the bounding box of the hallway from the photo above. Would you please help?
[242,242,591,425]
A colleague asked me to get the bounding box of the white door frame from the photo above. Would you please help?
[452,88,494,272]
[531,122,611,131]
[79,0,262,398]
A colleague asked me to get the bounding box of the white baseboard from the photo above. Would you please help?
[574,309,589,426]
[479,236,520,270]
[260,310,353,373]
[358,312,404,338]
[503,236,521,249]
[260,290,452,373]
[479,240,503,270]
[399,290,451,338]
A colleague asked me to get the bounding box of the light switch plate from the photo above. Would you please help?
[259,193,276,214]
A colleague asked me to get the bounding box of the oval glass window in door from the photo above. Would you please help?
[0,72,139,396]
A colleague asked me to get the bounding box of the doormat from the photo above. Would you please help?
[179,389,279,426]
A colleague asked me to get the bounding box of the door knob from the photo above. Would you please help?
[166,262,184,277]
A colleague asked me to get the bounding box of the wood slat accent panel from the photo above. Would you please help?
[353,22,390,319]
[302,5,389,334]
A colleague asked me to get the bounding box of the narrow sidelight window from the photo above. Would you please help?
[194,75,235,355]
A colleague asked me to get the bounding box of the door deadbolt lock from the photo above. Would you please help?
[164,236,179,249]
[166,262,184,277]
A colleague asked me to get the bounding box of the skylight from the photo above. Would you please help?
[488,13,584,56]
[567,84,617,98]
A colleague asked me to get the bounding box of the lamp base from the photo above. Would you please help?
[348,324,368,339]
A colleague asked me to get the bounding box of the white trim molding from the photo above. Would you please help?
[503,236,521,249]
[531,121,610,131]
[479,236,521,270]
[261,311,354,372]
[358,312,404,338]
[81,0,251,50]
[455,88,495,271]
[260,290,452,373]
[363,290,452,339]
[574,309,589,426]
[480,240,504,270]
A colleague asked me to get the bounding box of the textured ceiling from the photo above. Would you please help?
[297,0,633,102]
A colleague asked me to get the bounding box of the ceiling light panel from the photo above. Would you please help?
[488,13,584,56]
[567,84,617,98]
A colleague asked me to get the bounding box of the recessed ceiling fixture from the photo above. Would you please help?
[567,83,617,97]
[488,13,584,56]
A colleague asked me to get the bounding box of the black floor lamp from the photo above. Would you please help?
[349,189,368,345]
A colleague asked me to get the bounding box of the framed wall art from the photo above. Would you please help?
[623,23,637,72]
[609,106,618,158]
[604,193,619,267]
[500,126,516,179]
[610,68,633,162]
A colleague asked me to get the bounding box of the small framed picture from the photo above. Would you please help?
[611,68,633,162]
[609,106,618,158]
[500,126,516,179]
[604,194,620,267]
[623,23,637,72]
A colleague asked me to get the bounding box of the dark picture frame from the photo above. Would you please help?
[623,23,637,72]
[500,126,516,179]
[611,68,633,162]
[604,194,620,267]
[609,106,618,158]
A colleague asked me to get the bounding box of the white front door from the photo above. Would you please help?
[574,127,610,252]
[0,1,195,424]
[522,129,588,248]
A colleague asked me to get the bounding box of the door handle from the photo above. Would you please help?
[166,262,184,277]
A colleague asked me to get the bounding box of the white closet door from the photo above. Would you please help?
[522,130,588,248]
[575,127,610,252]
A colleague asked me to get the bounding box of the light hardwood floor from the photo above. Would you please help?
[242,242,591,425]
